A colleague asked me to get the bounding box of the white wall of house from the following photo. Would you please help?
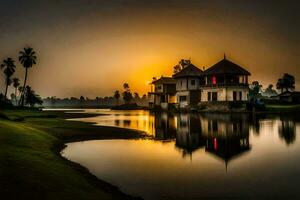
[176,77,201,91]
[176,78,188,91]
[176,91,189,108]
[201,87,249,102]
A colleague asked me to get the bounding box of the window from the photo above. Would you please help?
[208,92,211,101]
[191,80,196,85]
[212,76,217,85]
[157,85,162,90]
[239,91,242,101]
[233,91,237,101]
[161,95,166,103]
[179,96,187,102]
[212,92,218,101]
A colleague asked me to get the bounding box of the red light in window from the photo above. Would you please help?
[213,138,218,150]
[212,76,217,85]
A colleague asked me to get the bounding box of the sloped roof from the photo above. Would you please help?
[152,76,176,85]
[172,64,203,78]
[203,58,251,76]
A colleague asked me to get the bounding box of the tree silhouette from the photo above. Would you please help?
[249,81,262,100]
[262,84,278,97]
[24,86,43,107]
[79,96,85,103]
[122,83,132,104]
[12,78,20,104]
[123,83,129,91]
[114,90,120,105]
[276,73,295,93]
[134,92,140,99]
[19,47,37,106]
[1,58,16,100]
[173,59,191,74]
[18,86,24,98]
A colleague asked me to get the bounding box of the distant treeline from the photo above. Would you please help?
[42,95,149,108]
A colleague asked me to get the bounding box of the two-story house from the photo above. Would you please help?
[201,56,251,102]
[172,63,204,108]
[148,76,176,109]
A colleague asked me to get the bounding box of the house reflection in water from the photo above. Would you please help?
[153,112,177,140]
[153,112,251,162]
[201,113,251,167]
[175,114,205,156]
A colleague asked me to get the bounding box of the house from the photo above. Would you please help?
[172,63,204,108]
[149,56,251,109]
[148,76,176,109]
[273,91,300,103]
[201,56,251,102]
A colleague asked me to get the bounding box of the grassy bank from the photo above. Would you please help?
[265,104,300,113]
[0,109,144,200]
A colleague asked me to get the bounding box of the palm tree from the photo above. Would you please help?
[19,47,37,106]
[12,78,20,105]
[1,58,16,100]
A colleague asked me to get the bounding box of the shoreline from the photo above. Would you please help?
[0,109,145,199]
[45,111,147,200]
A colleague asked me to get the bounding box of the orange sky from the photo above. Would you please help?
[0,0,299,98]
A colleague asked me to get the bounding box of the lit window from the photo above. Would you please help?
[212,76,217,85]
[213,138,218,150]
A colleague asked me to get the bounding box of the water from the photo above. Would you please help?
[61,109,300,199]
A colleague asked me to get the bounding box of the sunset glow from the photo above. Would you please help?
[0,0,299,98]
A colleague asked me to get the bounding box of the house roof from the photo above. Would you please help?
[203,58,251,76]
[172,64,203,78]
[152,76,176,85]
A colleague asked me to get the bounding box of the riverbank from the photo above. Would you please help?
[0,109,145,200]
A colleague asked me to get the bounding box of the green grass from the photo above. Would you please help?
[0,110,143,200]
[265,104,300,112]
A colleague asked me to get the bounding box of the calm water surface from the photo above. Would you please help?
[61,109,300,199]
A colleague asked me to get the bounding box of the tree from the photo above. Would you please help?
[114,90,120,104]
[123,91,133,104]
[12,78,20,104]
[122,83,132,104]
[173,59,191,74]
[249,81,262,100]
[1,58,16,100]
[79,96,85,103]
[19,47,37,106]
[134,92,140,99]
[141,94,147,99]
[24,86,43,107]
[18,86,24,98]
[276,73,295,93]
[123,83,129,91]
[262,84,278,98]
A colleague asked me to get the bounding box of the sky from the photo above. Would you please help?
[0,0,299,98]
